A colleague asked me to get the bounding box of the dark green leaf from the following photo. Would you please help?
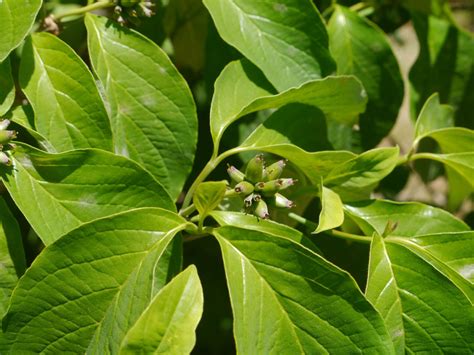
[2,208,188,353]
[20,33,113,152]
[203,0,335,91]
[214,226,395,353]
[86,14,198,200]
[328,6,404,148]
[1,144,174,245]
[0,0,42,61]
[120,265,203,354]
[0,58,14,116]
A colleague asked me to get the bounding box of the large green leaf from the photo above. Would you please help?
[344,199,469,237]
[214,226,394,353]
[0,198,26,317]
[328,6,404,148]
[410,13,474,129]
[0,0,42,62]
[0,144,174,245]
[367,235,474,353]
[119,265,203,354]
[0,58,15,116]
[86,14,198,200]
[366,234,404,354]
[203,0,335,92]
[2,208,188,353]
[211,59,366,149]
[20,33,112,152]
[325,147,399,200]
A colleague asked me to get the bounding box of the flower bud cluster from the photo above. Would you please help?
[115,0,155,25]
[0,120,16,166]
[227,154,296,219]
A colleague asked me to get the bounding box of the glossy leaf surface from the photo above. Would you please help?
[86,14,198,200]
[1,144,174,245]
[2,208,187,353]
[120,266,203,354]
[0,58,14,116]
[328,6,404,148]
[0,0,42,61]
[203,0,335,92]
[214,226,394,354]
[20,33,113,152]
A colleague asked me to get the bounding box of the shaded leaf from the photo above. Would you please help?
[0,0,42,61]
[214,226,394,354]
[86,14,198,200]
[203,0,335,92]
[0,58,15,116]
[328,6,404,148]
[1,144,174,245]
[2,208,188,353]
[120,265,203,354]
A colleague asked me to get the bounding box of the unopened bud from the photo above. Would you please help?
[254,199,269,219]
[0,119,11,130]
[245,154,265,183]
[0,152,11,166]
[255,179,282,195]
[0,130,17,144]
[120,0,140,7]
[234,181,254,195]
[227,165,245,183]
[277,178,297,191]
[265,159,286,181]
[273,193,295,208]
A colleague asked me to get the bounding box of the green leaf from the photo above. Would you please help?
[214,226,394,353]
[314,185,344,234]
[119,265,203,354]
[428,128,474,153]
[0,0,42,62]
[366,233,474,354]
[194,181,227,221]
[202,0,335,92]
[0,58,15,116]
[211,59,367,148]
[400,0,452,18]
[1,144,174,245]
[86,14,198,201]
[0,197,26,317]
[328,6,404,148]
[410,14,474,129]
[366,234,405,354]
[2,208,188,353]
[344,199,469,237]
[414,93,454,143]
[325,147,400,200]
[19,33,112,152]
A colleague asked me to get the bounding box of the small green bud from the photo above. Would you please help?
[227,165,245,183]
[273,193,295,208]
[234,181,254,195]
[120,0,140,7]
[0,152,11,166]
[254,199,270,219]
[0,119,10,130]
[265,159,286,181]
[0,130,17,144]
[277,178,297,191]
[255,179,282,195]
[245,154,265,183]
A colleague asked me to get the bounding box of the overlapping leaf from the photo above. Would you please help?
[314,185,344,233]
[20,33,113,152]
[0,144,174,245]
[0,59,15,116]
[86,14,198,200]
[214,226,394,353]
[0,0,42,61]
[2,208,188,353]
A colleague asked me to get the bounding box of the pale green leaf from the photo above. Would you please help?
[0,0,42,61]
[366,234,404,354]
[211,59,367,148]
[120,266,203,355]
[194,181,227,220]
[328,5,404,148]
[214,226,395,354]
[0,58,15,116]
[314,185,344,233]
[0,144,174,245]
[428,128,474,153]
[86,14,198,201]
[203,0,335,92]
[20,33,113,152]
[0,197,26,317]
[2,208,188,353]
[414,93,454,143]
